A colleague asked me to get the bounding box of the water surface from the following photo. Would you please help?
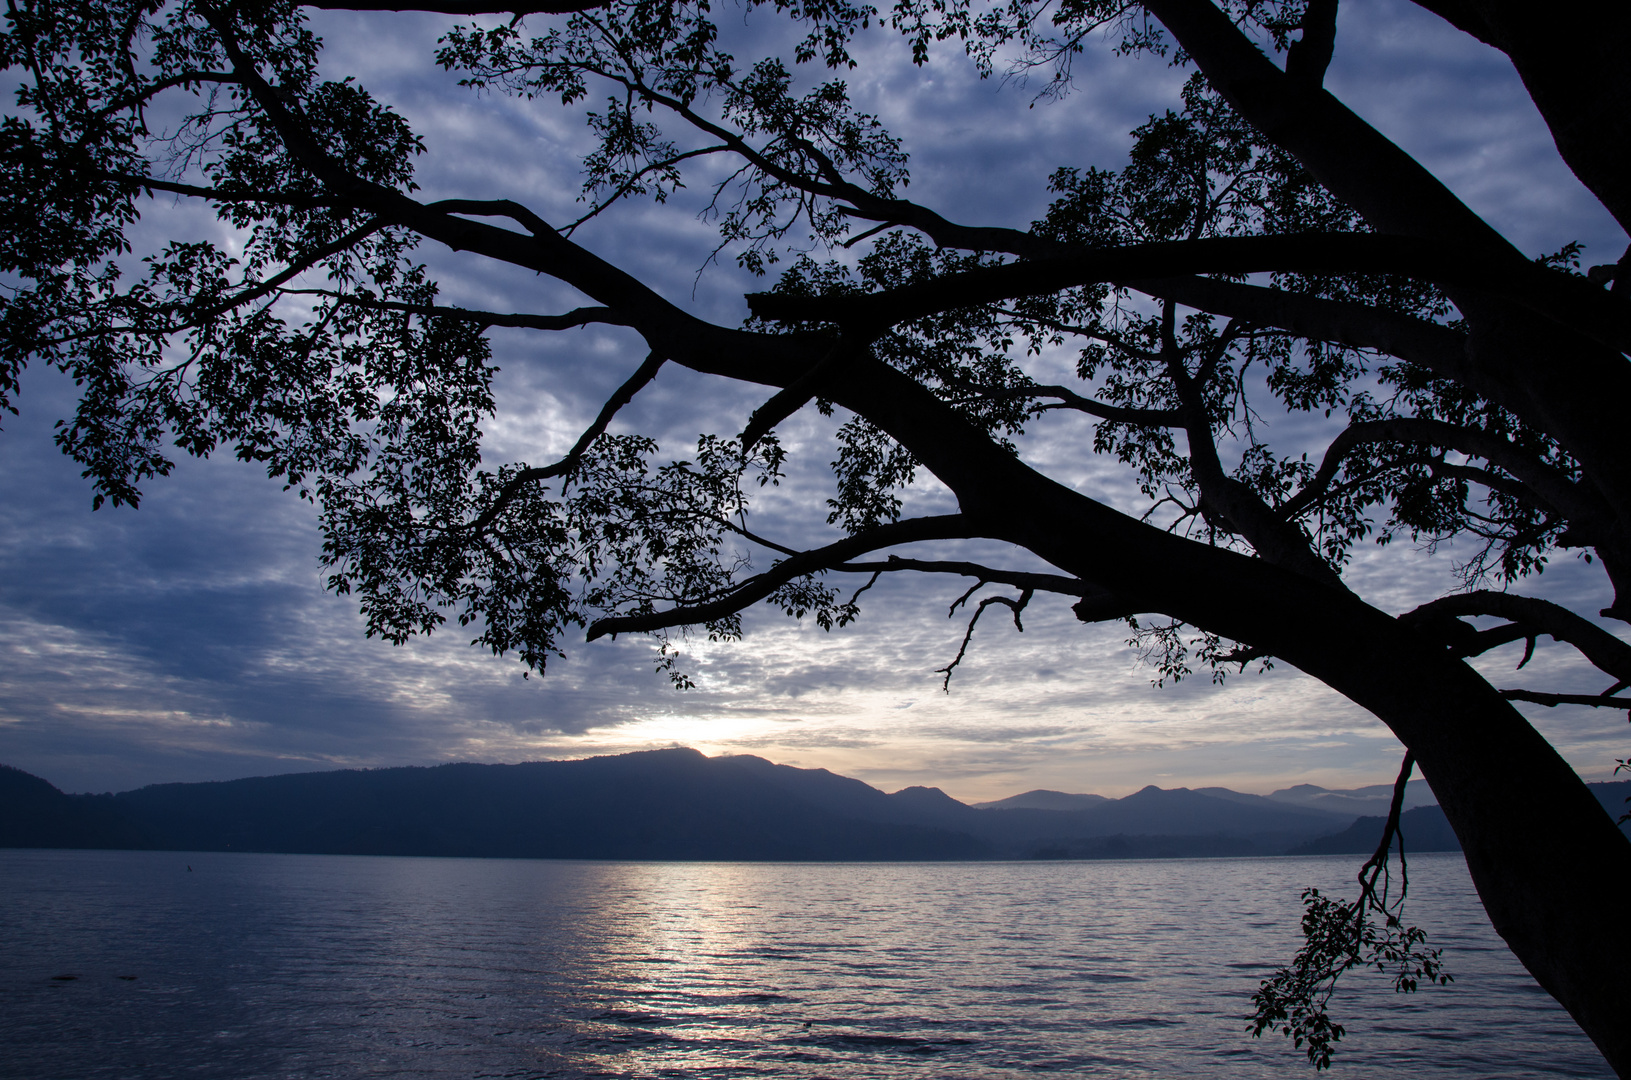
[0,850,1608,1078]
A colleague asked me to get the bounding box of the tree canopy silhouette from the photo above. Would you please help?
[3,0,1629,1071]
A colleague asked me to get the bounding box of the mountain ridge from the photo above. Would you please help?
[4,751,1626,861]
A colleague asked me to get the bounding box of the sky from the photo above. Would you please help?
[1,0,1627,801]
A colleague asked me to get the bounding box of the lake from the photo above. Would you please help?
[0,849,1609,1078]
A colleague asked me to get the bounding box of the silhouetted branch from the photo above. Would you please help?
[1213,644,1271,668]
[467,352,665,538]
[950,384,1181,426]
[300,0,609,12]
[1498,688,1631,711]
[585,515,978,640]
[1402,591,1631,685]
[1285,0,1339,88]
[741,338,856,451]
[839,556,1092,597]
[748,233,1631,353]
[936,588,1033,691]
[565,144,731,233]
[1365,751,1418,891]
[1283,418,1591,522]
[1250,751,1449,1068]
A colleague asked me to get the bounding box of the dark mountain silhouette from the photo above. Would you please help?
[0,750,1349,859]
[6,750,1622,861]
[974,779,1440,817]
[1,750,982,860]
[0,764,138,849]
[1075,784,1347,835]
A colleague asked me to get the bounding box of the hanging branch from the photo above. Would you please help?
[1248,752,1452,1069]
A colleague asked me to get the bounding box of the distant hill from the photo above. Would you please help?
[971,789,1109,812]
[973,778,1441,817]
[1288,781,1631,855]
[0,764,139,849]
[5,751,1622,862]
[1266,779,1439,817]
[1288,804,1463,855]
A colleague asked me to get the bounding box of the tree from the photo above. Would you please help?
[3,0,1629,1070]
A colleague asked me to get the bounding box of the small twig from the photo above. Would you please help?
[842,221,897,248]
[947,579,985,615]
[936,588,1033,691]
[846,569,884,607]
[278,290,628,332]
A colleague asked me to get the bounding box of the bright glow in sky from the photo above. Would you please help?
[1,0,1626,799]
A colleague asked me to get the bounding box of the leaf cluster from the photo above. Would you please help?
[323,428,793,681]
[1249,885,1451,1069]
[2,0,433,503]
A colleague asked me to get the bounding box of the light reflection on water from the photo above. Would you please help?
[0,850,1610,1078]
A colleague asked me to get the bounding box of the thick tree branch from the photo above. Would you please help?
[1284,0,1338,89]
[1427,461,1551,513]
[1139,0,1631,557]
[1431,620,1535,660]
[95,71,243,117]
[1129,274,1469,370]
[741,336,856,451]
[1161,313,1345,588]
[1142,0,1508,248]
[1408,0,1631,234]
[1402,591,1631,685]
[748,233,1630,355]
